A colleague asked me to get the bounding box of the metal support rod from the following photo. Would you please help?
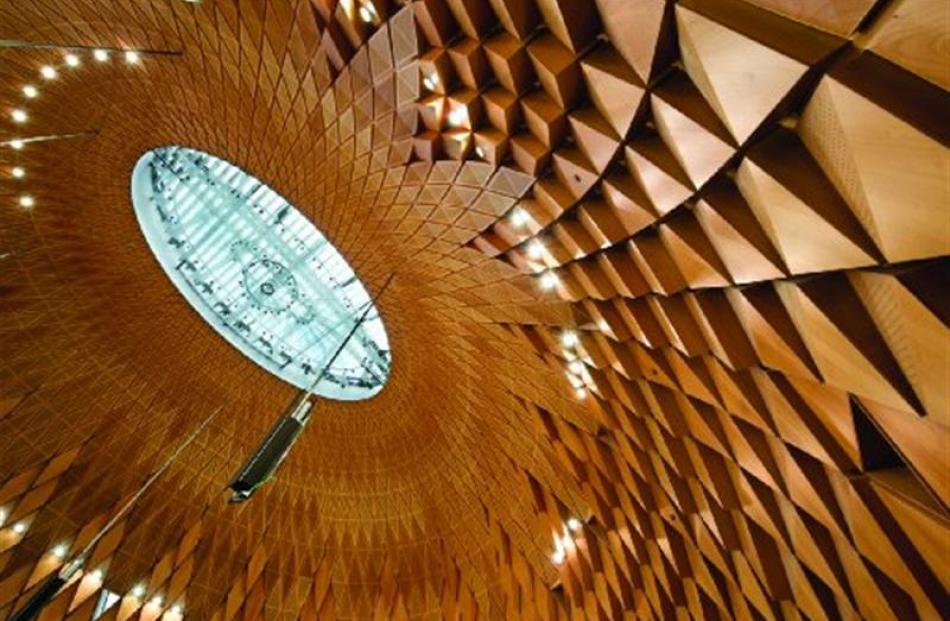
[8,407,219,621]
[0,39,182,56]
[302,272,395,400]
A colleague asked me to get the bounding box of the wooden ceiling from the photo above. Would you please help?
[0,0,946,619]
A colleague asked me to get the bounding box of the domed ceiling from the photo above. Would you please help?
[0,1,947,620]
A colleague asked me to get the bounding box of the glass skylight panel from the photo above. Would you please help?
[131,146,391,400]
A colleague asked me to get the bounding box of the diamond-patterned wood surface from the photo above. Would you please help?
[0,0,947,619]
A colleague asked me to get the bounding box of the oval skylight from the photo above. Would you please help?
[131,146,390,400]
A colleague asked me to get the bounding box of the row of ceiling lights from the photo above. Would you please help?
[1,506,184,617]
[4,48,144,210]
[551,517,584,565]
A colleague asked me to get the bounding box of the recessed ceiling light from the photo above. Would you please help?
[509,207,528,227]
[12,521,27,534]
[11,167,24,179]
[9,139,25,150]
[19,195,35,208]
[527,239,544,259]
[130,584,146,598]
[40,65,57,79]
[22,84,38,98]
[125,50,141,64]
[64,53,80,67]
[560,331,579,348]
[11,109,27,123]
[567,517,582,531]
[446,105,467,128]
[93,49,109,62]
[539,272,559,290]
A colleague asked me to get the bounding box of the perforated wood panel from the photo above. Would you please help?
[0,0,947,619]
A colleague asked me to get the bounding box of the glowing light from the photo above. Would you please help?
[149,595,164,607]
[474,145,486,159]
[566,373,584,389]
[11,109,27,123]
[509,207,528,227]
[94,49,109,62]
[551,548,565,564]
[12,521,27,534]
[52,544,68,559]
[539,272,559,290]
[11,167,25,179]
[22,84,38,98]
[597,319,609,332]
[125,50,141,64]
[568,360,584,374]
[446,105,467,128]
[89,569,104,582]
[358,2,377,23]
[170,604,183,616]
[422,73,438,91]
[527,239,544,259]
[130,584,146,599]
[560,330,579,348]
[567,517,582,532]
[19,195,35,208]
[0,509,6,524]
[9,139,25,150]
[40,65,57,80]
[64,53,80,67]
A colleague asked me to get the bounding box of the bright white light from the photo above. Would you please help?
[539,272,559,290]
[566,372,584,389]
[11,109,27,123]
[22,84,38,98]
[358,3,376,23]
[422,73,438,91]
[446,105,467,128]
[40,65,57,80]
[170,604,183,615]
[19,195,34,208]
[560,330,579,348]
[52,544,68,559]
[149,595,164,607]
[94,49,109,62]
[9,139,24,150]
[12,521,27,534]
[11,167,25,179]
[510,207,528,227]
[64,53,80,67]
[125,50,141,64]
[89,569,104,582]
[474,145,486,159]
[568,360,584,374]
[567,517,582,531]
[527,239,544,259]
[551,548,565,565]
[597,319,609,332]
[0,509,6,524]
[130,584,146,599]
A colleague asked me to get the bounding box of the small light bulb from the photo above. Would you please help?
[19,195,34,208]
[149,595,164,607]
[22,84,38,98]
[422,73,438,91]
[89,569,104,582]
[52,544,68,559]
[131,584,146,598]
[474,145,486,159]
[568,360,584,374]
[40,65,57,80]
[358,3,376,23]
[539,272,559,290]
[575,387,588,399]
[446,105,467,128]
[12,521,27,534]
[551,548,565,565]
[11,166,25,179]
[509,207,528,227]
[125,50,141,64]
[93,49,109,62]
[527,239,544,259]
[170,604,183,615]
[9,139,24,150]
[11,109,27,123]
[560,331,579,348]
[64,53,80,67]
[567,517,582,532]
[597,319,609,332]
